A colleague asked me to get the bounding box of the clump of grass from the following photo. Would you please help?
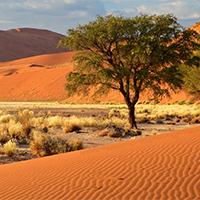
[16,109,34,138]
[185,100,194,105]
[31,117,45,127]
[0,131,9,144]
[0,114,16,123]
[18,109,34,123]
[4,139,17,157]
[178,100,185,105]
[8,122,23,138]
[45,116,64,127]
[69,139,84,151]
[108,109,120,118]
[99,117,128,127]
[62,116,83,133]
[63,123,81,133]
[119,109,128,118]
[30,133,70,156]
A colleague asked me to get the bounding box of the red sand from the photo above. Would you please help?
[0,126,199,200]
[0,51,192,103]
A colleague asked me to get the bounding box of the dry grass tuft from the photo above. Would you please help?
[69,139,84,151]
[0,114,16,123]
[63,123,81,133]
[8,122,23,138]
[0,131,9,144]
[4,139,17,157]
[45,116,64,127]
[30,133,70,157]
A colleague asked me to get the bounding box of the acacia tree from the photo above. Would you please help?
[59,14,200,129]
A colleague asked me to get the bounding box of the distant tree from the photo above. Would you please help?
[181,54,200,100]
[59,14,200,129]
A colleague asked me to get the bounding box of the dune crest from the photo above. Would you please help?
[0,28,70,62]
[0,51,193,102]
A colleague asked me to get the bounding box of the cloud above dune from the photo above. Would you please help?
[0,0,106,34]
[0,0,199,34]
[106,0,200,27]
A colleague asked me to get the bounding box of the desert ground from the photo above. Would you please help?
[0,123,199,200]
[0,102,199,165]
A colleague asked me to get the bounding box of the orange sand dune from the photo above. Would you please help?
[0,126,199,200]
[0,51,193,102]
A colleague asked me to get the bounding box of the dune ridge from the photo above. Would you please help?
[0,28,69,62]
[0,126,199,200]
[0,51,192,103]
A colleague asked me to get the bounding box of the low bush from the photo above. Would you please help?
[108,109,120,118]
[30,133,84,156]
[63,123,81,133]
[178,100,185,105]
[45,116,63,127]
[8,122,23,138]
[4,139,17,157]
[69,139,84,151]
[0,114,16,123]
[0,131,9,144]
[17,109,34,124]
[30,133,70,156]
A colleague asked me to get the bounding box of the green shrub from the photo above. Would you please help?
[185,100,194,105]
[136,101,142,105]
[154,99,160,104]
[4,139,17,157]
[178,100,186,105]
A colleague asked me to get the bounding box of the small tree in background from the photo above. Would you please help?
[59,14,200,129]
[181,51,200,100]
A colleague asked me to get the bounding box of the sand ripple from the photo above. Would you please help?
[0,126,199,200]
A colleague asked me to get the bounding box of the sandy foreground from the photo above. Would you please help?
[0,126,199,200]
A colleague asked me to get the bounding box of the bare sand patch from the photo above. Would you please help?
[0,125,199,200]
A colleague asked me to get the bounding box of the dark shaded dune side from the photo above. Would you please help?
[0,28,69,62]
[0,126,199,200]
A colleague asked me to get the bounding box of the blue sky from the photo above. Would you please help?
[0,0,200,35]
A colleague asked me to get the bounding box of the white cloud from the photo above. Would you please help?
[0,0,199,34]
[0,0,106,34]
[137,1,200,20]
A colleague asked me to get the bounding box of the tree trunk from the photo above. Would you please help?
[128,104,137,129]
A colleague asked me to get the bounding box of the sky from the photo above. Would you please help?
[0,0,200,35]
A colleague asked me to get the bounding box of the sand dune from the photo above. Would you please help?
[0,126,199,200]
[0,51,192,103]
[0,28,69,62]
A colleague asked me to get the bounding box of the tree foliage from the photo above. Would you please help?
[181,52,200,100]
[59,14,200,128]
